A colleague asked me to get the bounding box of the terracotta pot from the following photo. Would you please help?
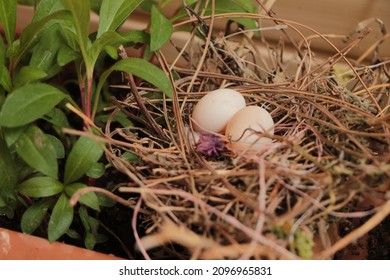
[0,227,122,260]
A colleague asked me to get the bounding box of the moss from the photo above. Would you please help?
[294,231,314,260]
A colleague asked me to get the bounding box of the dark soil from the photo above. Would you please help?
[334,215,390,260]
[2,208,389,259]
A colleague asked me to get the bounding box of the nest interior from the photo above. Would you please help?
[84,11,390,260]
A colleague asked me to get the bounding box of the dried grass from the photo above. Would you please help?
[69,7,390,260]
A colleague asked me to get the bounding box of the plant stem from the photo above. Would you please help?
[79,80,86,117]
[86,76,93,119]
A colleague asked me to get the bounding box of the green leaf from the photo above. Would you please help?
[46,134,65,159]
[122,151,140,162]
[15,126,58,178]
[60,0,91,66]
[91,30,149,62]
[122,30,150,44]
[96,192,115,207]
[230,0,257,13]
[0,0,17,44]
[3,125,28,146]
[29,23,64,76]
[93,58,172,118]
[64,182,100,211]
[17,176,63,197]
[79,206,96,249]
[84,232,97,250]
[0,37,11,91]
[80,205,101,233]
[93,58,173,115]
[0,65,12,92]
[0,83,67,127]
[57,44,79,66]
[59,24,80,52]
[48,193,74,242]
[21,198,54,234]
[184,0,198,6]
[0,196,5,207]
[79,206,91,232]
[0,89,4,107]
[211,0,258,30]
[150,5,173,52]
[64,136,104,184]
[12,10,70,68]
[65,228,81,239]
[59,0,89,46]
[93,57,173,117]
[12,66,47,87]
[113,111,134,127]
[79,206,102,249]
[43,108,70,130]
[32,0,64,22]
[86,162,105,179]
[140,0,157,11]
[0,204,16,218]
[104,45,118,60]
[86,212,100,233]
[91,31,129,62]
[0,130,18,206]
[110,58,173,98]
[0,36,5,79]
[90,0,103,14]
[174,0,257,31]
[95,233,108,244]
[14,158,35,182]
[97,0,144,38]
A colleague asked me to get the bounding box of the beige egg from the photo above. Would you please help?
[191,88,246,133]
[226,106,274,152]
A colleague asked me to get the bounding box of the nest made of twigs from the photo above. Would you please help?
[70,10,390,260]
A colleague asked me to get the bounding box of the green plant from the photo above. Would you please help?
[0,0,173,248]
[0,0,260,251]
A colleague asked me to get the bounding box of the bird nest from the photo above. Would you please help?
[70,12,390,259]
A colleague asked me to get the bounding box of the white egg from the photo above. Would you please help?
[191,88,246,133]
[226,106,274,152]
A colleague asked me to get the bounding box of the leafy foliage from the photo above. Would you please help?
[97,58,173,99]
[10,10,71,69]
[0,0,146,244]
[150,5,173,52]
[60,0,91,66]
[0,83,67,127]
[172,0,258,30]
[97,0,144,38]
[64,183,100,211]
[15,126,58,178]
[21,198,54,234]
[48,193,74,242]
[64,136,104,185]
[0,132,17,217]
[17,177,63,198]
[0,0,17,44]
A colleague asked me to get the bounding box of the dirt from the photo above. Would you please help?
[334,214,390,260]
[1,207,389,259]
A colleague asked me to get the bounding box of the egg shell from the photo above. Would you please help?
[226,106,274,151]
[191,88,246,133]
